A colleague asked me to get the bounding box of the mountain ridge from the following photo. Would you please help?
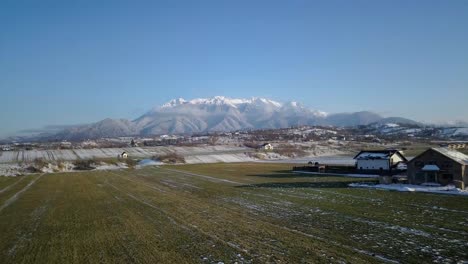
[16,96,426,141]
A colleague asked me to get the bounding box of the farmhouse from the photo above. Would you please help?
[354,150,407,171]
[407,148,468,189]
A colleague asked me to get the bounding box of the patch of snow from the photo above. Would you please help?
[384,123,400,128]
[421,165,440,171]
[356,152,389,159]
[432,147,468,164]
[349,183,468,196]
[136,159,162,168]
[94,162,128,171]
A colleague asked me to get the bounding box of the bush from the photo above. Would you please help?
[152,153,185,164]
[124,158,138,168]
[73,159,95,170]
[243,142,259,149]
[25,165,42,173]
[33,158,48,169]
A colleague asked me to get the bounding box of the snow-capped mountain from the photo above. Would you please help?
[133,96,328,135]
[36,96,424,140]
[159,96,282,110]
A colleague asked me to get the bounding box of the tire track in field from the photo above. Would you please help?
[0,177,25,194]
[136,171,204,190]
[158,167,242,185]
[107,171,167,193]
[111,171,399,263]
[0,174,44,213]
[149,167,468,242]
[103,177,254,260]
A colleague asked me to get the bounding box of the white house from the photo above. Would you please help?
[260,143,273,150]
[354,150,407,171]
[119,152,128,159]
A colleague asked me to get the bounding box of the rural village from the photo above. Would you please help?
[1,124,468,194]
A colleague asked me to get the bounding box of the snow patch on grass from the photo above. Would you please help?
[349,183,468,196]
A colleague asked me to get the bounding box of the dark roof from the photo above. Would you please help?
[409,148,468,165]
[354,149,408,162]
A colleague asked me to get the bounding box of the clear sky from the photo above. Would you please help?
[1,0,468,137]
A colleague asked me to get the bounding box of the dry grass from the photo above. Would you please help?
[274,144,307,157]
[153,153,185,164]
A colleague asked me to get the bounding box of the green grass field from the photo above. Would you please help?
[0,163,467,263]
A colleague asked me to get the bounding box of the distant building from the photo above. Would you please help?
[0,145,12,151]
[60,141,72,148]
[407,148,468,189]
[119,152,128,159]
[448,143,467,150]
[354,150,407,171]
[260,143,273,150]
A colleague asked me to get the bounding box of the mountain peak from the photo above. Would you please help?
[160,96,283,109]
[161,98,187,108]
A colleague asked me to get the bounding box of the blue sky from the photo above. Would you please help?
[1,0,468,136]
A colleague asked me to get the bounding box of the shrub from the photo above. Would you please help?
[124,158,138,168]
[25,165,42,173]
[243,142,259,149]
[152,153,185,164]
[33,158,48,169]
[73,159,95,170]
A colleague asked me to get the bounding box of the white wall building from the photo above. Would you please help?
[354,150,407,171]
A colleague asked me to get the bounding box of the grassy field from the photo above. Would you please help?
[0,163,467,263]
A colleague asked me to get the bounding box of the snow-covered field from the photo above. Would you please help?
[0,146,247,163]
